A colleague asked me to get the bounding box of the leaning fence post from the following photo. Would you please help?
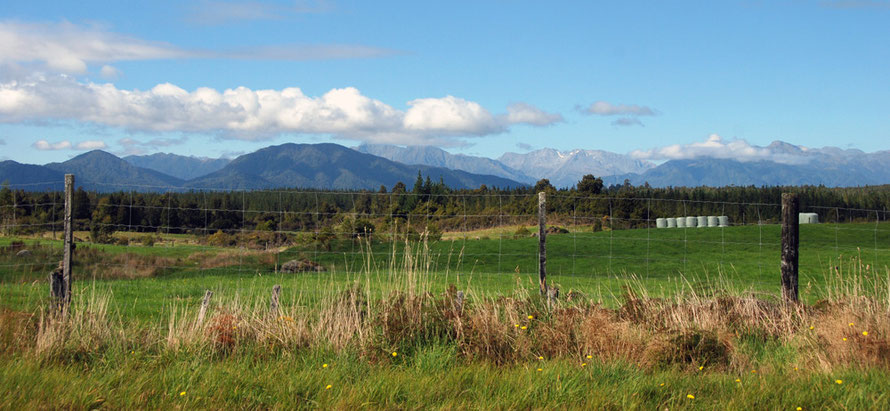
[781,193,800,302]
[197,290,213,324]
[538,192,548,296]
[269,284,281,316]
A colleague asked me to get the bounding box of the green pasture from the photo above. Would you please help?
[1,222,889,321]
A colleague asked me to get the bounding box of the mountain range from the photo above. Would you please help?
[3,141,890,191]
[0,143,525,192]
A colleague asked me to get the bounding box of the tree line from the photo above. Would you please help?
[3,173,890,243]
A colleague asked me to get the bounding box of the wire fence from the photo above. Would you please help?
[2,179,889,305]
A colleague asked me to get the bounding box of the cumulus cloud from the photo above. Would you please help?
[585,101,657,117]
[0,20,399,75]
[504,103,563,126]
[1,75,557,146]
[33,140,72,150]
[630,134,812,164]
[33,139,107,151]
[75,140,107,150]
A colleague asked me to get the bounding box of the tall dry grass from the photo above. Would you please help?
[2,238,888,376]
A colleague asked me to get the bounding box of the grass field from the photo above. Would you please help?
[2,223,889,409]
[1,222,888,320]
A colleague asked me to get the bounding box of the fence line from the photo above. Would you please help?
[2,179,890,310]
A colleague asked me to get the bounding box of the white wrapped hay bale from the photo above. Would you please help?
[685,216,697,227]
[676,217,687,228]
[697,216,708,227]
[656,218,667,228]
[718,216,729,227]
[799,213,819,224]
[666,217,677,228]
[707,216,719,227]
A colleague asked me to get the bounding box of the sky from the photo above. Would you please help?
[1,0,888,164]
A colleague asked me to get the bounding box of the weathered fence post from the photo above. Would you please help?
[52,174,75,311]
[538,192,548,296]
[269,285,281,316]
[781,193,800,303]
[197,290,213,324]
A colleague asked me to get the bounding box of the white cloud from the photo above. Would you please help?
[33,139,107,151]
[0,20,399,75]
[99,65,121,79]
[74,140,107,150]
[505,103,563,126]
[1,75,558,146]
[585,101,657,116]
[33,140,72,150]
[630,134,812,164]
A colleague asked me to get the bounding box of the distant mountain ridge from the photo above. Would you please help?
[355,144,536,184]
[123,153,231,181]
[3,140,890,191]
[0,144,525,192]
[187,143,525,190]
[498,148,655,188]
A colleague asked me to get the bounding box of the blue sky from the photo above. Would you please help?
[1,0,888,164]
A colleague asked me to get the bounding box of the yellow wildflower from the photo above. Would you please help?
[322,363,328,368]
[687,394,695,399]
[797,407,802,411]
[520,326,527,330]
[581,363,587,367]
[180,392,186,397]
[735,379,741,383]
[586,355,592,359]
[835,379,843,384]
[751,370,757,373]
[325,384,332,390]
[843,338,848,341]
[659,383,665,387]
[849,322,854,327]
[528,315,534,320]
[809,326,814,330]
[392,352,398,357]
[862,331,868,336]
[699,366,704,371]
[537,368,543,372]
[538,356,544,360]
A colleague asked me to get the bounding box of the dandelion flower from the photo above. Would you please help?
[392,352,398,357]
[586,355,592,359]
[699,366,704,370]
[325,384,332,390]
[843,338,848,341]
[809,326,814,330]
[528,315,534,320]
[514,324,519,328]
[131,351,135,354]
[735,379,741,383]
[538,356,544,360]
[849,322,854,327]
[581,363,587,367]
[687,394,695,399]
[180,392,186,397]
[521,326,528,330]
[835,379,843,384]
[659,383,665,387]
[322,364,328,368]
[751,370,757,373]
[797,407,802,410]
[862,331,868,336]
[537,368,543,372]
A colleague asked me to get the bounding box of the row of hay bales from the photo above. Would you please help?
[656,216,729,228]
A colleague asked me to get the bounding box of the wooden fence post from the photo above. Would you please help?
[59,174,74,310]
[269,285,281,316]
[197,290,213,324]
[781,193,800,303]
[538,192,548,296]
